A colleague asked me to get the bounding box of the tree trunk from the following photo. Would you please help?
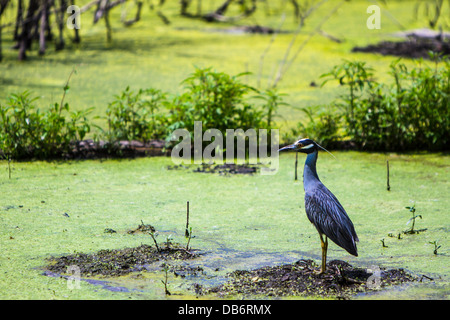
[0,0,10,62]
[39,0,48,55]
[13,0,23,42]
[122,1,143,26]
[18,0,39,60]
[214,0,233,16]
[180,0,191,16]
[45,0,53,41]
[71,0,80,43]
[104,6,111,43]
[0,15,2,62]
[196,0,201,16]
[55,0,67,51]
[94,0,112,42]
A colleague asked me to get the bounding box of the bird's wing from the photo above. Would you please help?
[305,184,358,256]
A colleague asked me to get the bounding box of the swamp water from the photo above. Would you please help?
[1,153,448,299]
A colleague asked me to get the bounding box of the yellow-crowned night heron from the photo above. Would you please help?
[279,138,358,273]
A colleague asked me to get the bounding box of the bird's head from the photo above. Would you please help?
[278,138,335,157]
[278,138,317,154]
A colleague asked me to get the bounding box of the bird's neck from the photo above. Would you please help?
[303,150,320,190]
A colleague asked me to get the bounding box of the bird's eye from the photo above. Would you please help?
[301,144,314,150]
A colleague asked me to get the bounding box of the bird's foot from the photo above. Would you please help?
[313,268,326,276]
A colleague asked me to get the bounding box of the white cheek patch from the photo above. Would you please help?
[301,144,314,150]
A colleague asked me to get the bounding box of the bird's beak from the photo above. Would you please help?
[278,144,297,152]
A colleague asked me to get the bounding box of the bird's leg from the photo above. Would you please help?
[318,234,328,274]
[321,235,328,273]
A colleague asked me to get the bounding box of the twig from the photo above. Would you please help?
[161,265,171,295]
[149,231,160,252]
[272,0,344,88]
[420,274,434,282]
[386,160,390,191]
[185,201,190,237]
[271,0,329,88]
[257,13,286,89]
[59,68,76,115]
[7,154,11,179]
[318,29,343,43]
[121,0,143,26]
[368,0,406,30]
[186,227,192,251]
[336,265,364,285]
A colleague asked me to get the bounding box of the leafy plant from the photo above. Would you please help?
[254,88,289,128]
[0,91,92,161]
[404,204,425,234]
[167,67,263,135]
[165,67,273,157]
[161,264,171,296]
[295,106,341,147]
[103,86,168,144]
[320,57,450,151]
[429,240,442,255]
[321,60,375,138]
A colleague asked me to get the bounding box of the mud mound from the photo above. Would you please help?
[203,259,417,298]
[126,222,156,234]
[167,163,259,175]
[65,139,169,160]
[352,37,450,59]
[193,163,258,175]
[45,244,197,277]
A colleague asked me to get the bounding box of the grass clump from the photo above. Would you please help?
[314,55,450,151]
[167,67,264,134]
[1,67,287,162]
[0,91,91,161]
[100,86,169,151]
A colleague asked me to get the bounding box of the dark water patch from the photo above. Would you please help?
[43,270,131,293]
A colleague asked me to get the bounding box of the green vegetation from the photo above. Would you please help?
[0,90,91,160]
[167,67,264,134]
[1,67,289,161]
[0,0,448,300]
[2,0,442,126]
[102,86,168,143]
[429,240,442,255]
[296,56,449,151]
[287,105,341,148]
[2,59,448,163]
[404,204,424,234]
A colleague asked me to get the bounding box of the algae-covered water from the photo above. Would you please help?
[0,152,448,299]
[0,0,448,300]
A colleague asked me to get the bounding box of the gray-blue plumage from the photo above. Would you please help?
[278,138,358,272]
[303,148,358,256]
